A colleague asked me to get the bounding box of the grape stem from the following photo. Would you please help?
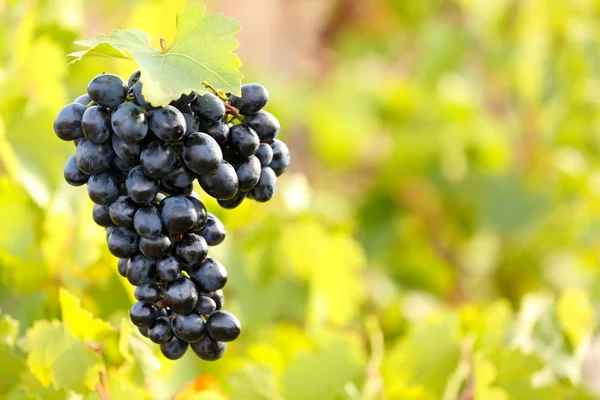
[201,81,229,102]
[85,100,94,109]
[160,38,168,54]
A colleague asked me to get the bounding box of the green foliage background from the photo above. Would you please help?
[1,0,600,399]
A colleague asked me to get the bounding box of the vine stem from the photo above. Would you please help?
[95,370,110,400]
[85,100,94,109]
[201,81,229,102]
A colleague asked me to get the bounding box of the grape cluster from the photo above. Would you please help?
[54,71,289,361]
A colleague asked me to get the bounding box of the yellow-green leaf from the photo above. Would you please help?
[556,288,594,348]
[59,288,115,342]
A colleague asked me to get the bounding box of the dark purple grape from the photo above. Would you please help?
[128,70,141,89]
[190,257,227,292]
[161,164,196,189]
[111,102,148,142]
[255,143,274,166]
[109,195,138,228]
[171,313,205,342]
[64,154,89,186]
[126,254,157,286]
[198,213,226,246]
[126,166,160,204]
[74,94,92,106]
[148,106,186,142]
[236,155,261,191]
[195,296,217,315]
[112,155,138,171]
[134,281,162,303]
[133,206,162,239]
[249,167,277,202]
[269,139,290,176]
[76,138,114,175]
[186,195,208,231]
[229,125,259,157]
[206,311,241,342]
[201,290,224,310]
[54,103,85,141]
[160,181,194,196]
[112,134,141,160]
[217,190,245,209]
[107,227,139,258]
[81,106,112,144]
[157,256,181,282]
[87,171,119,205]
[117,258,128,277]
[243,110,280,141]
[160,196,198,233]
[175,233,208,268]
[198,160,238,200]
[139,234,172,258]
[190,335,226,361]
[192,92,225,121]
[198,119,229,145]
[94,204,115,227]
[132,81,154,109]
[182,132,222,175]
[140,140,176,178]
[165,278,198,314]
[182,113,199,138]
[148,316,173,344]
[88,74,127,108]
[160,336,188,360]
[229,83,269,115]
[129,301,156,327]
[138,326,149,337]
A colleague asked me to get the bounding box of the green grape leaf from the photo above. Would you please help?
[68,4,242,106]
[555,288,594,348]
[0,311,20,347]
[25,320,105,392]
[59,288,115,342]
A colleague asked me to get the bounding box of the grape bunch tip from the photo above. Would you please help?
[54,71,290,361]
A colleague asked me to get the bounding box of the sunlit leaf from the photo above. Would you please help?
[59,288,115,342]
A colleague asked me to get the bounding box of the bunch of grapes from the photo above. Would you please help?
[53,71,290,361]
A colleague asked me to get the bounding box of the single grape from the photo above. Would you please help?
[112,155,138,171]
[217,190,245,209]
[111,102,148,142]
[229,83,269,115]
[87,74,127,108]
[171,313,205,342]
[206,310,241,342]
[175,233,208,268]
[140,140,177,178]
[255,143,274,166]
[190,334,226,361]
[198,160,239,200]
[87,171,119,205]
[129,301,156,327]
[195,296,217,315]
[126,254,157,286]
[74,94,92,107]
[236,155,261,191]
[201,289,225,310]
[111,134,141,160]
[109,195,138,228]
[243,110,280,141]
[107,227,139,258]
[160,336,188,360]
[54,103,85,141]
[198,213,226,246]
[133,206,162,239]
[75,138,114,175]
[117,258,128,277]
[250,167,277,202]
[139,234,172,258]
[192,92,226,121]
[148,316,173,344]
[81,106,112,144]
[160,196,198,233]
[161,164,196,189]
[134,281,162,303]
[148,106,186,142]
[157,256,182,282]
[160,181,193,196]
[190,257,227,292]
[198,119,229,145]
[229,125,259,157]
[269,139,290,176]
[93,204,115,227]
[186,195,208,232]
[128,70,141,89]
[132,81,154,109]
[182,113,199,138]
[138,326,149,337]
[171,92,197,109]
[165,277,198,315]
[64,154,89,186]
[182,132,223,175]
[126,166,160,204]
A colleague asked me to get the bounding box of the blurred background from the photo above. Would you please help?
[1,0,600,398]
